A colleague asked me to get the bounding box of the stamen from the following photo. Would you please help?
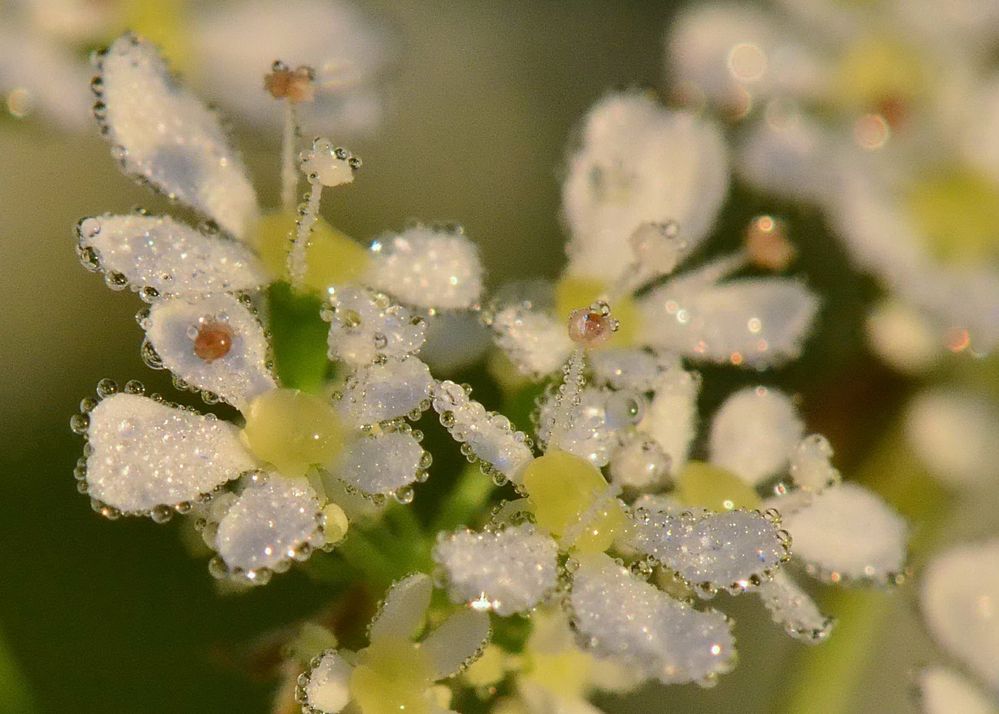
[266,61,316,212]
[192,320,234,363]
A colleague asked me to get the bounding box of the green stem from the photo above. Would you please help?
[0,626,35,714]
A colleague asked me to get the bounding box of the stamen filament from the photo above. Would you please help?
[288,179,324,287]
[281,101,299,212]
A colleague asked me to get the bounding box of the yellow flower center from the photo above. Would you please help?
[350,637,433,714]
[673,461,762,512]
[252,210,371,293]
[240,388,345,478]
[832,35,926,117]
[118,0,190,73]
[524,648,593,700]
[554,276,639,347]
[906,166,999,265]
[521,450,628,554]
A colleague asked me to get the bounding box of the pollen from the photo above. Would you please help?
[192,320,234,363]
[264,62,316,103]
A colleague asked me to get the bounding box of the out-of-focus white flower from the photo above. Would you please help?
[865,298,945,374]
[0,0,389,136]
[488,91,818,381]
[297,573,490,714]
[919,539,999,712]
[667,0,999,356]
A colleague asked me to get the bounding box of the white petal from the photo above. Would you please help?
[562,92,729,282]
[589,348,663,391]
[213,474,324,576]
[326,286,426,368]
[144,294,276,409]
[865,298,944,375]
[432,381,534,483]
[735,114,837,203]
[420,609,491,680]
[419,311,492,373]
[708,386,803,485]
[191,0,388,136]
[631,509,788,595]
[82,392,254,514]
[905,389,999,488]
[609,434,671,492]
[337,429,425,496]
[536,387,622,468]
[339,357,433,426]
[301,650,353,714]
[757,571,834,643]
[0,25,92,130]
[569,553,735,685]
[77,214,268,298]
[370,573,432,642]
[917,666,998,714]
[640,277,819,367]
[367,227,484,310]
[788,434,841,492]
[489,303,573,378]
[668,4,824,107]
[783,483,907,583]
[94,34,258,239]
[637,364,701,475]
[921,539,999,690]
[433,524,559,616]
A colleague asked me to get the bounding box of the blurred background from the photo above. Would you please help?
[0,1,995,712]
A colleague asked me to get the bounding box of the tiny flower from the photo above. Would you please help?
[296,573,490,714]
[918,539,999,713]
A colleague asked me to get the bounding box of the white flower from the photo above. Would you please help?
[296,573,490,714]
[488,90,818,381]
[918,539,999,713]
[0,0,389,137]
[666,0,999,355]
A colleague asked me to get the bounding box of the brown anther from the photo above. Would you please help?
[193,321,235,363]
[264,64,316,103]
[874,95,909,131]
[568,307,615,347]
[746,215,796,271]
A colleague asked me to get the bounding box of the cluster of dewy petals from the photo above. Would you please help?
[921,539,999,694]
[298,573,490,714]
[569,553,736,686]
[192,0,389,137]
[561,90,729,282]
[93,33,259,240]
[433,524,559,616]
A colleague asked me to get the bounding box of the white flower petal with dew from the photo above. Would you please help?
[631,509,787,594]
[301,650,353,714]
[77,214,268,298]
[783,482,907,583]
[213,474,324,574]
[668,3,824,108]
[562,92,729,282]
[337,430,425,496]
[367,227,484,310]
[489,303,573,378]
[326,286,426,368]
[917,666,998,714]
[609,434,671,491]
[433,524,559,616]
[432,381,534,482]
[84,393,255,514]
[339,357,433,426]
[640,277,819,368]
[536,387,619,468]
[145,294,276,409]
[905,389,999,488]
[569,553,735,685]
[420,609,491,680]
[638,364,700,475]
[921,539,999,690]
[369,573,432,642]
[709,387,803,486]
[788,434,841,492]
[192,0,389,137]
[757,570,834,643]
[95,34,258,239]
